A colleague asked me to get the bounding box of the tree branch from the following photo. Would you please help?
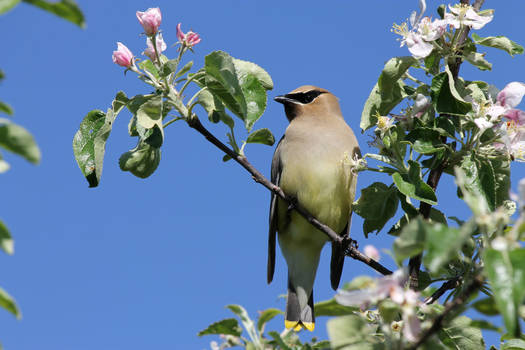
[186,116,393,276]
[408,0,484,289]
[424,277,462,305]
[408,277,484,350]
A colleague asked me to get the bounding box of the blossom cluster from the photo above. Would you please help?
[335,269,423,342]
[394,3,493,59]
[111,7,201,69]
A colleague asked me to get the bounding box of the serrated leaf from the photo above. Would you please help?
[256,308,282,333]
[267,331,292,350]
[0,287,20,319]
[472,33,524,57]
[198,318,242,337]
[226,304,259,346]
[361,56,417,131]
[0,119,40,164]
[240,75,266,131]
[232,58,273,90]
[73,92,128,187]
[0,0,21,14]
[246,128,274,146]
[431,65,471,116]
[204,51,247,120]
[22,0,85,28]
[392,162,437,205]
[315,298,358,317]
[173,60,193,80]
[502,339,525,349]
[139,59,160,80]
[437,316,485,350]
[353,182,399,236]
[0,101,13,116]
[458,155,496,213]
[0,220,13,255]
[484,248,525,337]
[464,52,492,71]
[405,128,443,154]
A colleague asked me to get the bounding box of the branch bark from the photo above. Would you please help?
[408,0,485,289]
[186,116,393,276]
[424,277,462,305]
[408,277,484,350]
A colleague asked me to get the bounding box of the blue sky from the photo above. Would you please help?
[1,1,524,349]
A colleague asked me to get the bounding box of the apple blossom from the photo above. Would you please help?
[445,4,493,30]
[143,33,167,62]
[364,245,380,261]
[412,93,430,117]
[112,42,134,68]
[393,16,446,59]
[376,115,395,134]
[497,82,525,110]
[136,7,162,36]
[176,23,201,48]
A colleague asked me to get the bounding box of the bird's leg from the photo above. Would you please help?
[341,235,358,256]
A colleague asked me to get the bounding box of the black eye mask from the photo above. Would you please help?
[284,90,325,104]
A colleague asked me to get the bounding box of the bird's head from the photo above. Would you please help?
[274,85,341,122]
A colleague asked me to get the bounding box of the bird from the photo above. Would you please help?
[267,85,360,331]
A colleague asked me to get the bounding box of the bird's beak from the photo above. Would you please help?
[274,95,295,104]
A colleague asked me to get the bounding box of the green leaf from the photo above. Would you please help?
[378,299,401,324]
[405,128,443,154]
[197,89,234,128]
[197,318,242,337]
[464,52,492,71]
[239,75,266,131]
[135,95,164,135]
[431,65,471,116]
[204,51,247,120]
[232,58,273,90]
[327,315,381,350]
[256,308,282,333]
[73,92,128,187]
[393,217,426,264]
[502,339,525,350]
[0,287,20,319]
[360,56,417,131]
[0,220,13,255]
[22,0,84,28]
[0,119,40,164]
[0,0,21,14]
[459,155,495,213]
[472,297,499,316]
[119,140,161,179]
[470,319,502,333]
[139,59,160,80]
[437,316,485,350]
[246,128,274,146]
[353,182,399,236]
[472,33,524,56]
[484,248,525,337]
[173,60,193,80]
[314,298,358,317]
[226,304,259,346]
[392,162,437,205]
[267,331,292,350]
[423,220,474,274]
[0,101,13,115]
[491,158,511,208]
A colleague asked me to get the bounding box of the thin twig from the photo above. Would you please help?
[186,116,393,276]
[424,277,462,305]
[408,277,484,350]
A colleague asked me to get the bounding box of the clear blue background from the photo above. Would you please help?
[1,1,524,349]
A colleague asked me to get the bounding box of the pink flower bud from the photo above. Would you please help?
[143,34,167,62]
[176,23,201,48]
[136,8,162,36]
[112,42,134,68]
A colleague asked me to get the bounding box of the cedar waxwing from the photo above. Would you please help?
[268,85,360,331]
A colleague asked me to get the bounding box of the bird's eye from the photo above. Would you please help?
[285,90,324,104]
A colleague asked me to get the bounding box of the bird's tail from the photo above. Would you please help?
[284,275,315,331]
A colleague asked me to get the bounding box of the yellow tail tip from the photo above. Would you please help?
[284,320,315,331]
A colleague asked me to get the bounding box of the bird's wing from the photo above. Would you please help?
[267,136,284,284]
